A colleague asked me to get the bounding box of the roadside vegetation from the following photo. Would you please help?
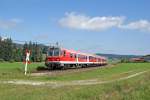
[0,62,150,81]
[0,64,149,100]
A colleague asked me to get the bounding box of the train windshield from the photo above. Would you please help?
[48,48,60,56]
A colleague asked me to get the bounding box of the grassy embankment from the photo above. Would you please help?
[0,62,149,100]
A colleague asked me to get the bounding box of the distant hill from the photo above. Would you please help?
[96,53,142,60]
[14,43,23,48]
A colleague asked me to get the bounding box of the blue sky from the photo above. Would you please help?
[0,0,150,55]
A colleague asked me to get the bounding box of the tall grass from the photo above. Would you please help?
[0,69,149,100]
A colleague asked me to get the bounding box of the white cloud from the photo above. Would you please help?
[120,20,150,32]
[59,12,150,32]
[0,18,23,29]
[59,12,125,31]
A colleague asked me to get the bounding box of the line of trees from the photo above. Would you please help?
[0,36,48,62]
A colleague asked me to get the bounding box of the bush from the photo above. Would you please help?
[9,59,15,63]
[120,58,130,63]
[0,59,4,62]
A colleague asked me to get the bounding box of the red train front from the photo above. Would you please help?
[45,46,107,69]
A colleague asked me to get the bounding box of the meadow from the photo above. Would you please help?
[0,62,150,100]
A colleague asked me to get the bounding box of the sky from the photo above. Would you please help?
[0,0,150,55]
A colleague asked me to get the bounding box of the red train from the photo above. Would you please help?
[45,46,107,69]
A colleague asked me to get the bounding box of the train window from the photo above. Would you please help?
[48,48,60,56]
[70,53,73,58]
[48,50,53,56]
[78,54,81,59]
[53,48,60,56]
[78,55,86,59]
[78,54,80,58]
[62,51,66,57]
[99,59,101,62]
[85,56,87,59]
[74,54,77,58]
[89,56,92,60]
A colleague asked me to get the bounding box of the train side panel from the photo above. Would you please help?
[45,47,107,69]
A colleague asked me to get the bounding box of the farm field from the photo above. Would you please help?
[0,62,150,100]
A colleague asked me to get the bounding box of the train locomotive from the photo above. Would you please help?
[45,46,107,69]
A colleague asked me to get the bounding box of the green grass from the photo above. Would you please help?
[0,68,149,100]
[48,63,150,81]
[0,62,44,80]
[0,62,150,81]
[0,62,150,100]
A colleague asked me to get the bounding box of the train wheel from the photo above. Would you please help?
[61,64,67,70]
[48,66,53,70]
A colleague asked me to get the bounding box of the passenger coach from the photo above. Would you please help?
[45,46,107,69]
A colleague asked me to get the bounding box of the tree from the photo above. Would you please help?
[22,42,28,61]
[31,42,36,62]
[34,43,42,62]
[13,44,22,62]
[42,46,48,54]
[3,38,13,61]
[0,36,3,60]
[0,36,45,62]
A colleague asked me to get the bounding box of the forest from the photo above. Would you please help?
[0,36,48,62]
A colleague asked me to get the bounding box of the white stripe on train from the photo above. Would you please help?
[47,61,106,64]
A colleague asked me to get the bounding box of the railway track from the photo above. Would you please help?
[31,65,108,76]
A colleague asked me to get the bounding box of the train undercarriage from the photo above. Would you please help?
[45,62,106,70]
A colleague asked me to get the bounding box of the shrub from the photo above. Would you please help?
[0,59,4,62]
[9,59,15,63]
